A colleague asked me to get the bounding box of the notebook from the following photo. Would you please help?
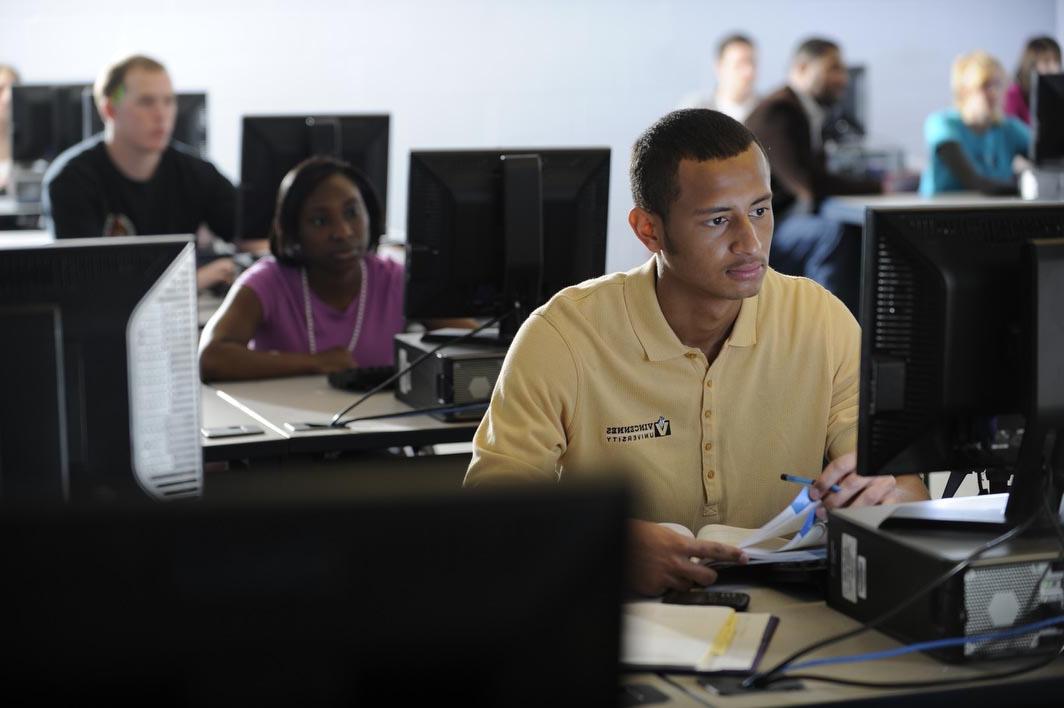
[621,602,777,673]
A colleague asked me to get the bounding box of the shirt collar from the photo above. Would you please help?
[624,258,760,361]
[729,286,759,348]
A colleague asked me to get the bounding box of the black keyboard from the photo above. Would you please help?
[327,366,398,392]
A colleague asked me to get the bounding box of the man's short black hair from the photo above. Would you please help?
[794,37,840,63]
[629,109,764,221]
[717,33,754,59]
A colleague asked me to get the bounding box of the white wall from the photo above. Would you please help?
[0,0,1056,272]
[1059,0,1064,45]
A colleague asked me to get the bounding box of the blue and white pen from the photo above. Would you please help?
[780,473,842,494]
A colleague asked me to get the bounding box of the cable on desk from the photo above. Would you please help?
[787,615,1064,671]
[743,472,1064,690]
[326,306,517,428]
[778,644,1063,691]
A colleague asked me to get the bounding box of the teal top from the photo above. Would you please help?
[919,109,1030,195]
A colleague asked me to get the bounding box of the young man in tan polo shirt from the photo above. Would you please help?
[464,109,927,595]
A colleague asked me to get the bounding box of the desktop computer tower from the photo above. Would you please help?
[393,332,507,421]
[826,496,1064,662]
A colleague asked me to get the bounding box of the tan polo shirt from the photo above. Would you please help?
[463,258,859,531]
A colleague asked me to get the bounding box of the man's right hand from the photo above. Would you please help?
[312,347,356,374]
[627,519,748,596]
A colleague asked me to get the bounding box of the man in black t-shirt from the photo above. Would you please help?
[43,54,247,290]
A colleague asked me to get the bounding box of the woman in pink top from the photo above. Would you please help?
[199,157,405,381]
[1004,36,1061,125]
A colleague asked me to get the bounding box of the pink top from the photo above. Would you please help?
[1004,82,1031,125]
[235,253,406,367]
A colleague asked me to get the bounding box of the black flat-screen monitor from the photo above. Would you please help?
[1031,72,1064,167]
[0,482,627,706]
[173,93,208,157]
[10,83,92,162]
[0,236,203,504]
[823,65,867,144]
[238,114,390,240]
[858,205,1064,525]
[405,148,610,338]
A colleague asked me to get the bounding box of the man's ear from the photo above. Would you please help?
[98,97,116,123]
[629,207,666,254]
[790,58,810,84]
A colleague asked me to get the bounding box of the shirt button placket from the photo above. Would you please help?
[703,372,715,502]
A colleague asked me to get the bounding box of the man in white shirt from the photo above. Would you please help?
[678,34,759,123]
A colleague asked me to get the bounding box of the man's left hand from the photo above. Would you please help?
[809,452,924,520]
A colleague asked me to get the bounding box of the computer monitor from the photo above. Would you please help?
[857,204,1064,525]
[85,91,210,158]
[10,83,92,162]
[823,65,867,144]
[405,148,610,340]
[0,236,203,504]
[238,114,390,240]
[1031,72,1064,167]
[0,481,627,706]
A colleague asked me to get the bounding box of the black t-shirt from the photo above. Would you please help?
[43,135,236,241]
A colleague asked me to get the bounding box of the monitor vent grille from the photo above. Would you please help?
[0,249,148,297]
[902,212,1064,244]
[869,234,940,466]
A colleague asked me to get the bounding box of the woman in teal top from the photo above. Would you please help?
[920,51,1031,196]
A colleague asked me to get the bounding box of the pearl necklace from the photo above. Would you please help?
[301,258,368,355]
